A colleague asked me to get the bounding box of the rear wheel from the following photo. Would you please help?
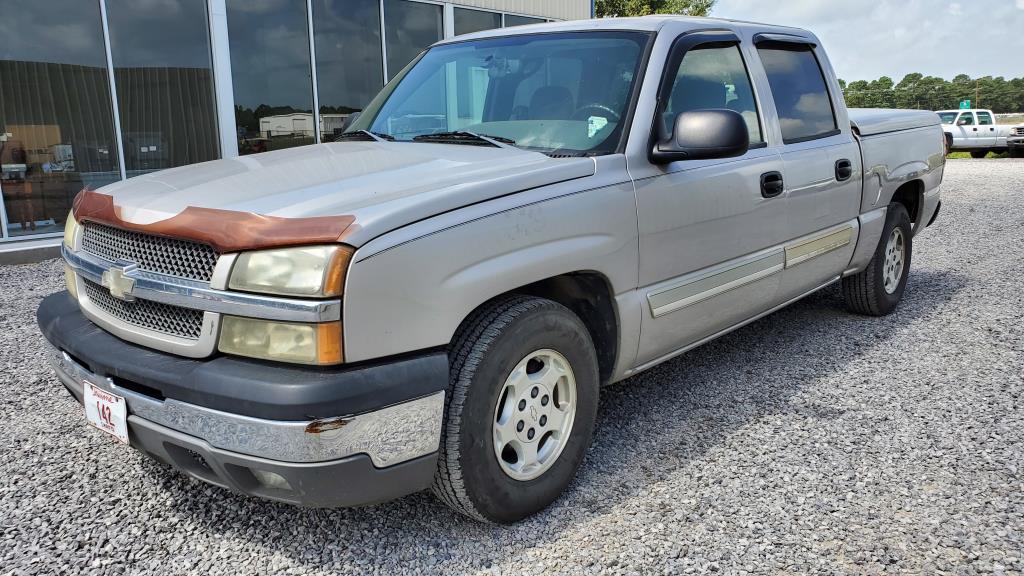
[970,150,988,159]
[944,134,953,155]
[842,203,912,316]
[432,296,599,523]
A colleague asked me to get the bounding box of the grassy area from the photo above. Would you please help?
[947,151,1010,159]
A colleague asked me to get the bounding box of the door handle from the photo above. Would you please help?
[760,171,784,198]
[835,159,853,181]
[973,128,978,132]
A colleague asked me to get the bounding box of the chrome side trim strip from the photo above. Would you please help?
[629,276,841,376]
[46,341,443,467]
[647,250,785,318]
[64,245,340,323]
[784,226,853,269]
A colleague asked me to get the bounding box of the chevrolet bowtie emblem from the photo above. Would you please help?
[101,265,137,302]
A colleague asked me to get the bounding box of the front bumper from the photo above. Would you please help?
[39,291,448,507]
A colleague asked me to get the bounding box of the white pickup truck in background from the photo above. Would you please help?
[937,109,1013,157]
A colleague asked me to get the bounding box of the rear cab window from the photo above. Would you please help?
[977,111,994,125]
[756,43,838,143]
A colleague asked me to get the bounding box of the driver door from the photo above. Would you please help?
[953,111,977,147]
[632,32,788,368]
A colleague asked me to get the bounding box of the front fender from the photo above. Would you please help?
[342,181,639,363]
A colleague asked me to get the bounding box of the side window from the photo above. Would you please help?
[977,111,994,125]
[958,113,975,126]
[662,44,763,144]
[756,45,838,143]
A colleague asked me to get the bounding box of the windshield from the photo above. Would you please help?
[937,112,959,124]
[348,31,651,156]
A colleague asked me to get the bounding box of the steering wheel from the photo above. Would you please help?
[571,104,621,122]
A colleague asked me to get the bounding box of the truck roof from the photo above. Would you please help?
[936,109,993,114]
[438,15,817,46]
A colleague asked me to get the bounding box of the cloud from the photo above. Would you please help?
[712,0,1024,81]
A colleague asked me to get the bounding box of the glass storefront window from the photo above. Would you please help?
[227,0,315,156]
[454,8,502,36]
[504,14,547,27]
[313,0,384,142]
[106,0,219,176]
[383,0,443,81]
[0,0,121,238]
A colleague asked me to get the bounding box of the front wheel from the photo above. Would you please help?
[1010,148,1024,159]
[842,203,913,316]
[432,296,599,523]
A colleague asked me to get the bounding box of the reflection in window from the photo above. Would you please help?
[0,0,120,238]
[454,8,502,36]
[757,46,837,143]
[504,15,546,27]
[355,32,647,156]
[227,0,314,156]
[663,45,763,144]
[384,0,443,81]
[106,0,219,175]
[313,0,383,141]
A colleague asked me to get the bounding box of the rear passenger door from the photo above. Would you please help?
[975,111,997,146]
[631,31,789,368]
[754,38,861,302]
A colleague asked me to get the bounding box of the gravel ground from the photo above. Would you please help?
[2,159,1022,575]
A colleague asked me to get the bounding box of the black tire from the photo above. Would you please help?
[970,150,988,159]
[432,295,599,523]
[1010,148,1024,159]
[944,133,953,155]
[842,203,912,316]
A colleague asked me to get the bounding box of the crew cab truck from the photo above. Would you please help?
[937,108,1013,157]
[39,16,944,523]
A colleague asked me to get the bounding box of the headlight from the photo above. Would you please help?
[228,245,353,297]
[218,316,342,365]
[63,211,79,249]
[64,264,79,300]
[63,212,80,299]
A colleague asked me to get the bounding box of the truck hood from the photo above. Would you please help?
[95,142,595,246]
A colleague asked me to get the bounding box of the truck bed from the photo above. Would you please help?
[849,108,940,136]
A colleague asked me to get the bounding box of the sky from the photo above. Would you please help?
[712,0,1024,82]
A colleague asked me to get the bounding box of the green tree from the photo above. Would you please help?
[840,73,1024,113]
[595,0,715,18]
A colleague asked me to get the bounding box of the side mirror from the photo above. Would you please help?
[651,109,750,164]
[956,119,968,126]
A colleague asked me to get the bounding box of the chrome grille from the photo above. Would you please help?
[84,279,204,340]
[1013,127,1024,136]
[81,222,219,282]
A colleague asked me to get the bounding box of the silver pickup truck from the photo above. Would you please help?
[39,16,944,523]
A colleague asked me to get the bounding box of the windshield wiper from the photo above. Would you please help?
[333,130,395,142]
[412,131,516,148]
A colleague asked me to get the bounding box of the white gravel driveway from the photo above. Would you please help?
[1,159,1022,575]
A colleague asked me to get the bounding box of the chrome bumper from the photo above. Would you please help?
[45,340,443,467]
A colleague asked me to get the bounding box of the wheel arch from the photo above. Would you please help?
[890,179,924,225]
[453,271,620,385]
